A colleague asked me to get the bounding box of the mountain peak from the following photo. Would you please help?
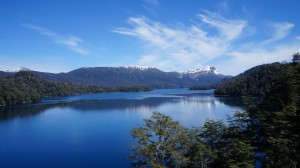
[201,65,219,74]
[185,65,220,75]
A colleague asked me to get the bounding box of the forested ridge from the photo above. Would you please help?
[214,62,283,96]
[0,71,152,105]
[130,55,300,167]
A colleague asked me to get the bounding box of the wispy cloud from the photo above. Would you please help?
[113,10,299,75]
[23,24,90,55]
[262,22,294,45]
[113,11,247,71]
[198,10,246,41]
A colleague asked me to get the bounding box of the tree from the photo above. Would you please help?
[129,112,190,168]
[185,120,230,168]
[226,111,255,168]
[292,53,300,63]
[130,112,256,168]
[0,97,4,105]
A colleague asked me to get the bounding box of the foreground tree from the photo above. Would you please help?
[130,112,254,168]
[129,112,190,167]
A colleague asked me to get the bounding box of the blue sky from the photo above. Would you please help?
[1,0,299,75]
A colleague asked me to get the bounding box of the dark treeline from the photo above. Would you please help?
[189,85,215,90]
[214,62,283,96]
[129,55,300,167]
[0,71,152,106]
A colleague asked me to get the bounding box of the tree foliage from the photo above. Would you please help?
[257,62,300,167]
[129,112,254,168]
[129,112,190,167]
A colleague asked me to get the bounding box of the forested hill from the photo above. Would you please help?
[213,59,300,166]
[214,62,284,96]
[0,71,152,106]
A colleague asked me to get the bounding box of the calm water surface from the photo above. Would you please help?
[0,89,244,168]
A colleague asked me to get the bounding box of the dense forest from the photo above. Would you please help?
[129,55,300,167]
[189,85,216,90]
[0,71,152,106]
[214,62,283,96]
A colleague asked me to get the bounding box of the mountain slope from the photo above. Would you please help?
[214,63,283,96]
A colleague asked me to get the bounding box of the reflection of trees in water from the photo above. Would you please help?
[0,103,69,121]
[216,97,244,108]
[0,95,245,121]
[69,97,174,111]
[0,97,177,121]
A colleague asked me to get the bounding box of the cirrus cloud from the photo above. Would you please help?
[113,11,246,71]
[113,10,299,75]
[261,22,294,45]
[23,24,90,55]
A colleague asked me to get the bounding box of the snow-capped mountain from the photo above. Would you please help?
[199,65,220,74]
[179,65,230,85]
[184,65,220,75]
[181,65,222,79]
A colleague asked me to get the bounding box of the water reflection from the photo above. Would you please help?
[0,93,244,121]
[216,97,245,108]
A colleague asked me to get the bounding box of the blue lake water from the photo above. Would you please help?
[0,89,244,168]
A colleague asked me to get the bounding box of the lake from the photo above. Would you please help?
[0,89,244,168]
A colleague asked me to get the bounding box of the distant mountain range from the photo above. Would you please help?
[0,65,231,88]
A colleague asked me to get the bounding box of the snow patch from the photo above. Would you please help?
[122,65,153,70]
[183,65,220,75]
[0,67,31,72]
